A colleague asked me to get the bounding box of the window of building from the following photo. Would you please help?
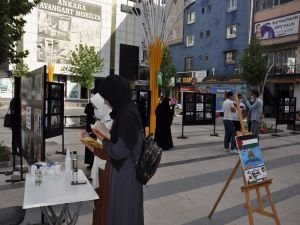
[225,51,237,64]
[204,54,209,62]
[206,30,211,38]
[200,32,204,39]
[186,35,195,47]
[255,0,293,12]
[207,5,212,12]
[199,55,202,61]
[187,12,196,24]
[184,57,194,71]
[202,8,205,14]
[226,24,237,39]
[227,0,237,12]
[265,48,297,75]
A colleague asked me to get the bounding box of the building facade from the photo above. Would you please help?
[170,0,251,93]
[253,0,300,112]
[0,0,144,99]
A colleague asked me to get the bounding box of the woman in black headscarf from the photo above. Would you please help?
[83,92,95,169]
[154,97,174,150]
[95,75,144,225]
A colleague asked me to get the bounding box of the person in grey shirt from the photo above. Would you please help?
[243,90,263,138]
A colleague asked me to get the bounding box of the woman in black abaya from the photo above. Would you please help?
[154,97,174,150]
[95,75,144,225]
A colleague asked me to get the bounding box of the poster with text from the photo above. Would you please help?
[254,13,300,40]
[37,0,101,73]
[210,87,235,112]
[235,135,268,185]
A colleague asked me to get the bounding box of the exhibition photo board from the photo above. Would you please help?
[276,97,296,125]
[21,66,46,164]
[182,92,216,126]
[44,82,64,139]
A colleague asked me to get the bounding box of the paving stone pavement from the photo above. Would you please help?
[0,114,299,225]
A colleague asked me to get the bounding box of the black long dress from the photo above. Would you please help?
[98,75,144,225]
[84,102,95,166]
[154,97,174,150]
[9,97,21,155]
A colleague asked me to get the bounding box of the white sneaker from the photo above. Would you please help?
[230,149,239,154]
[224,148,230,152]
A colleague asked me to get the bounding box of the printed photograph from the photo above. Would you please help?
[185,112,194,121]
[205,112,212,120]
[186,94,194,102]
[51,84,60,98]
[285,98,289,105]
[205,94,214,103]
[186,103,194,112]
[34,109,42,137]
[205,104,212,111]
[38,11,71,41]
[196,112,204,121]
[34,73,43,100]
[196,103,204,111]
[51,100,60,114]
[51,115,60,129]
[196,94,204,103]
[244,165,268,185]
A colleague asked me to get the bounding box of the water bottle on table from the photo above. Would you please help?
[71,151,78,183]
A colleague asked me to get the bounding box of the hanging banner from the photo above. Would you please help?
[254,13,300,40]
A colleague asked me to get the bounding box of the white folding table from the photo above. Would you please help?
[23,170,99,225]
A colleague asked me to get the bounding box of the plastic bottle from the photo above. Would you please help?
[35,164,42,186]
[71,151,78,183]
[65,148,71,178]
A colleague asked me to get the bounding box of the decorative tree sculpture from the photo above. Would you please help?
[130,0,195,134]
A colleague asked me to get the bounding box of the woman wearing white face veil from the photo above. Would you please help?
[88,93,113,189]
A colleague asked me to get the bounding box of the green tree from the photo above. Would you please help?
[12,60,29,77]
[0,0,40,64]
[239,37,268,92]
[68,44,103,99]
[160,46,176,95]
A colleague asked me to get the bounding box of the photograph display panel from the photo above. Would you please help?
[276,97,296,124]
[183,92,216,125]
[21,66,46,164]
[44,82,64,139]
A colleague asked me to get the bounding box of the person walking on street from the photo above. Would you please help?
[244,90,263,138]
[154,97,174,150]
[9,97,21,156]
[222,91,238,153]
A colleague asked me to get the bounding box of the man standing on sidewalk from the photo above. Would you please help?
[222,91,238,153]
[244,90,262,138]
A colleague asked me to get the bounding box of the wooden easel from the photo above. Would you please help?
[208,94,281,225]
[81,140,110,225]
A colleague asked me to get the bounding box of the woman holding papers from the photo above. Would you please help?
[93,75,144,225]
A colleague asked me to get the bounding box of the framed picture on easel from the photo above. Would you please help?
[235,134,268,185]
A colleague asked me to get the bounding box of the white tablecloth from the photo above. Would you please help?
[23,169,99,209]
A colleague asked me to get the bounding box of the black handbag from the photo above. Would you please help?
[4,112,12,128]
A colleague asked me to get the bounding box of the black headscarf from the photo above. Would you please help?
[98,74,142,150]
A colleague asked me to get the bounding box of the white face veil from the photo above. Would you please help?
[90,93,111,120]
